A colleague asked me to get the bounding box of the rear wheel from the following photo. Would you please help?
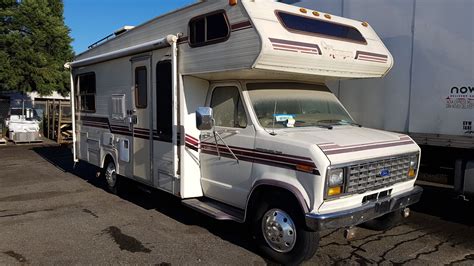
[104,160,120,194]
[253,196,319,265]
[362,210,402,231]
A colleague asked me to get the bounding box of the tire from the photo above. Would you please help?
[103,160,120,195]
[362,210,402,231]
[252,195,319,265]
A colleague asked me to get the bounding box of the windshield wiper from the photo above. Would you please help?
[316,124,332,129]
[317,119,362,127]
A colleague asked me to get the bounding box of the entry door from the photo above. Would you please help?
[200,84,255,209]
[131,58,152,182]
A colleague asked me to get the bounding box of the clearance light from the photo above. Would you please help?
[229,0,237,6]
[312,11,320,17]
[328,186,342,196]
[296,164,314,173]
[300,8,307,14]
[324,14,332,19]
[362,21,369,27]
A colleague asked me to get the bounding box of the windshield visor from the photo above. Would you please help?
[247,83,354,129]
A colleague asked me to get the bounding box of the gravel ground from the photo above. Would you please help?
[0,144,473,265]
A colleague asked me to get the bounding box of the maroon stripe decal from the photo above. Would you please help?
[358,58,387,63]
[324,140,415,155]
[201,143,316,168]
[185,138,198,146]
[185,134,199,142]
[201,142,314,162]
[80,116,109,124]
[82,122,108,129]
[301,51,320,55]
[269,38,322,55]
[355,51,388,59]
[274,48,298,53]
[320,137,412,150]
[231,20,252,31]
[272,43,319,53]
[201,148,319,175]
[185,143,199,152]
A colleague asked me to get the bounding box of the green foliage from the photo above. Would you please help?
[0,0,74,95]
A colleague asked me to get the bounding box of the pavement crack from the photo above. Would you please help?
[448,254,474,265]
[0,208,55,218]
[377,229,441,264]
[82,208,99,218]
[3,250,28,263]
[331,227,423,264]
[396,236,451,264]
[321,229,340,239]
[102,226,151,253]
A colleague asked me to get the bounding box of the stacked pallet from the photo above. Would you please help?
[44,100,72,144]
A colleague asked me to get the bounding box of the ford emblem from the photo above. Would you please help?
[378,169,390,177]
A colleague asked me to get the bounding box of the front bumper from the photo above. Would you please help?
[305,186,423,231]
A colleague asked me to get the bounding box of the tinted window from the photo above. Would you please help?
[207,12,228,40]
[77,72,96,112]
[156,61,172,140]
[277,11,366,44]
[135,66,147,108]
[211,86,247,128]
[189,10,229,47]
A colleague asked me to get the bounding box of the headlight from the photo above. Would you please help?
[328,168,344,187]
[408,154,419,178]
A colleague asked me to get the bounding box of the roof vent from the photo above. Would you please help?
[114,26,134,36]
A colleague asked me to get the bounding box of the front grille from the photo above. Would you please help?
[346,154,415,194]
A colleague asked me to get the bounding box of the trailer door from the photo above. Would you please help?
[131,57,152,182]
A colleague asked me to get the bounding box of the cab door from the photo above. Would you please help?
[200,84,255,209]
[131,57,152,182]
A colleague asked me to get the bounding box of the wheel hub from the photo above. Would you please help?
[262,208,296,253]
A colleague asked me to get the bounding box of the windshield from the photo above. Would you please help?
[247,83,354,129]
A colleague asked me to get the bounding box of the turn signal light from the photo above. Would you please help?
[229,0,237,6]
[328,186,342,196]
[296,164,314,173]
[408,168,416,178]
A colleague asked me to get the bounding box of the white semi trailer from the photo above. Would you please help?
[289,0,474,197]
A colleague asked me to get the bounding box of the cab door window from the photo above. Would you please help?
[210,86,247,128]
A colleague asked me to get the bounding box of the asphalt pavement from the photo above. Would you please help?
[0,144,473,265]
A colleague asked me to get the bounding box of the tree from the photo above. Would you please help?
[0,0,73,95]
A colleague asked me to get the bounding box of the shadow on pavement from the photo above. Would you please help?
[411,185,474,227]
[32,145,258,258]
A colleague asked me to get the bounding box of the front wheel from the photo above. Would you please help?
[103,160,120,195]
[253,201,319,265]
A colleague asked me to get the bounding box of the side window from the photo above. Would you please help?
[210,86,247,128]
[189,10,230,47]
[76,72,96,112]
[135,66,147,108]
[156,61,172,139]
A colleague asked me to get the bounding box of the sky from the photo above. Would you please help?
[64,0,196,54]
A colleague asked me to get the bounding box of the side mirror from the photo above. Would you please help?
[196,107,213,130]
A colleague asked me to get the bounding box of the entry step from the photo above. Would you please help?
[182,197,245,222]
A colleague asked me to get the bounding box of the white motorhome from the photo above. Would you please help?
[67,0,422,263]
